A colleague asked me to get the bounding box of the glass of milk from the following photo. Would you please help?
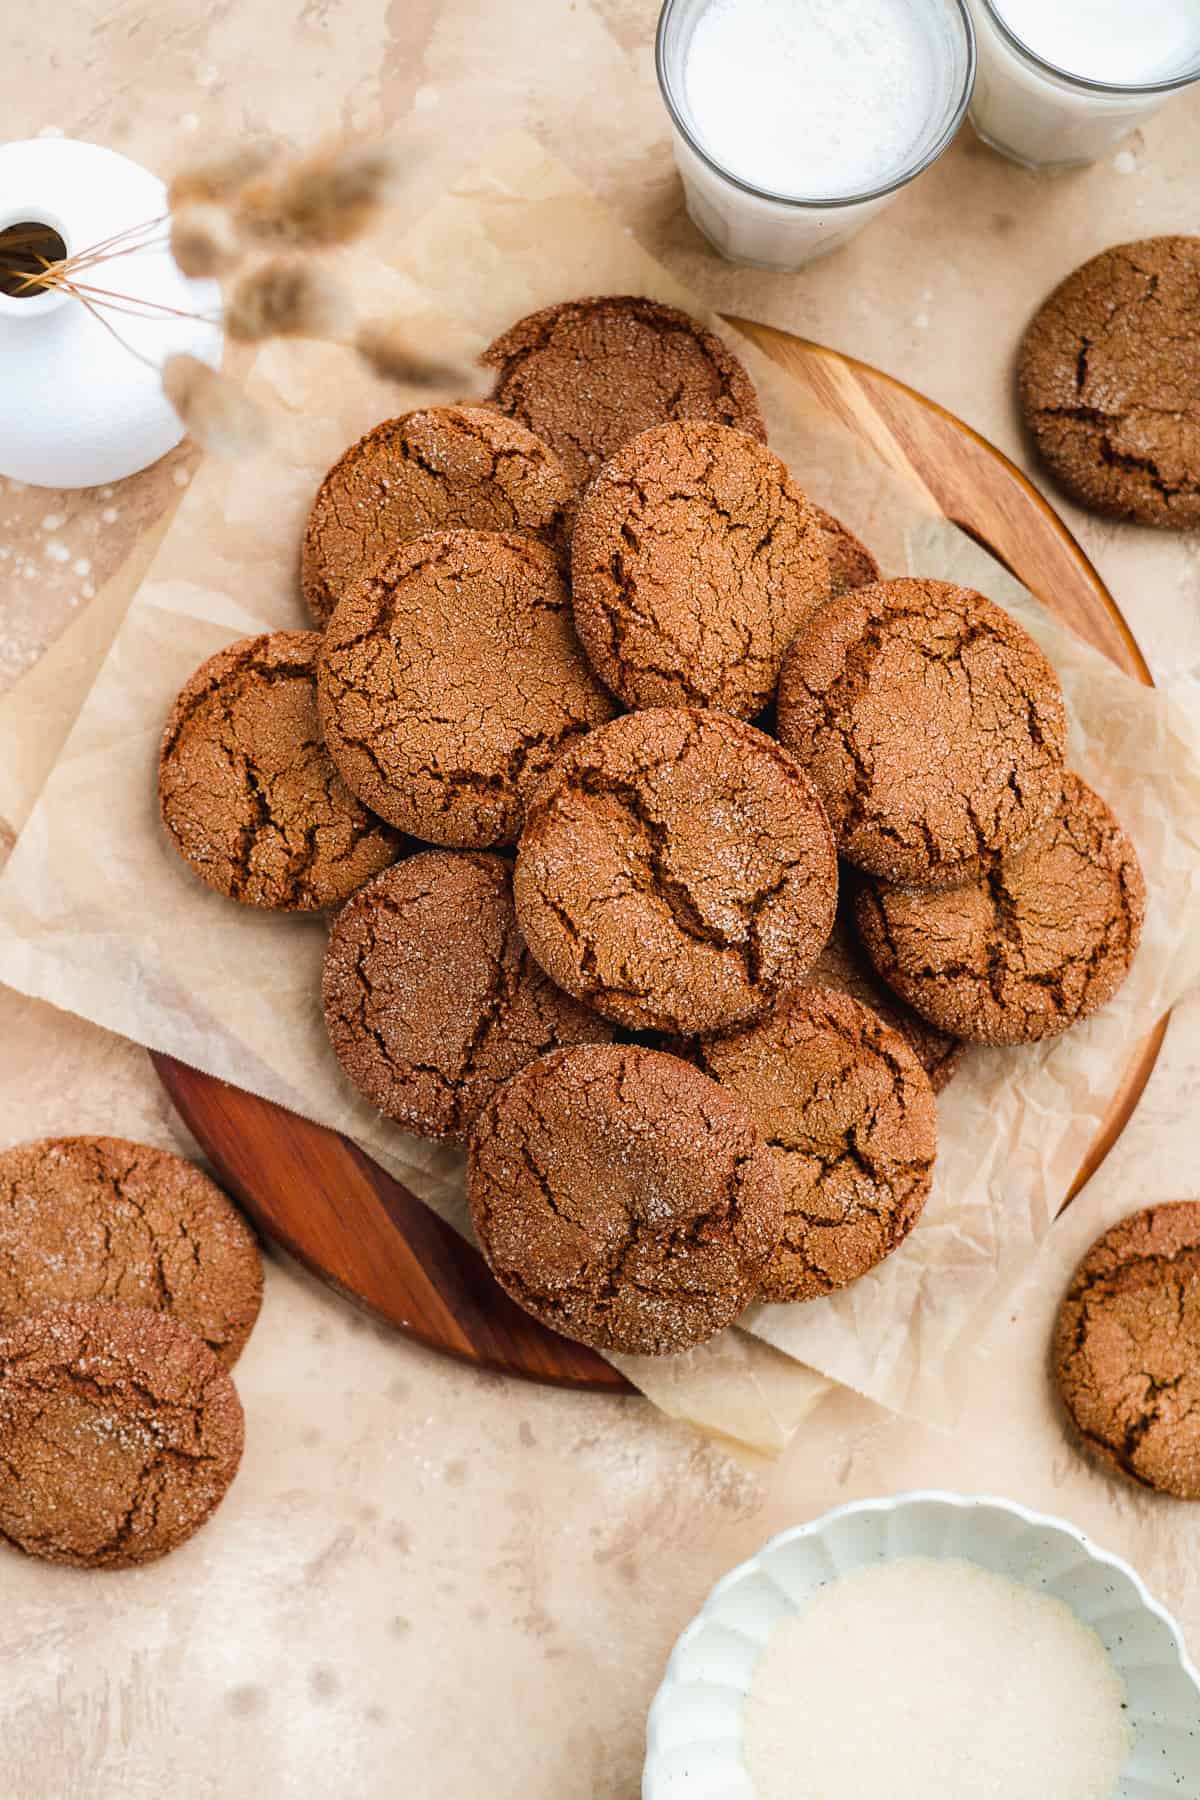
[655,0,976,270]
[966,0,1200,168]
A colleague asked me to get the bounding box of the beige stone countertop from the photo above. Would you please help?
[2,4,1199,1796]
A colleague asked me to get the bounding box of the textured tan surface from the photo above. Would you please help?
[2,3,1200,1793]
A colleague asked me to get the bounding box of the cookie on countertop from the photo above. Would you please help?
[467,1043,783,1356]
[805,906,964,1093]
[513,707,838,1036]
[1019,236,1200,529]
[776,578,1067,889]
[160,630,404,911]
[317,529,615,849]
[1053,1202,1200,1500]
[571,420,830,718]
[482,294,766,492]
[323,850,615,1142]
[811,502,882,597]
[301,406,573,628]
[0,1136,261,1366]
[694,987,937,1304]
[0,1302,244,1568]
[854,774,1145,1046]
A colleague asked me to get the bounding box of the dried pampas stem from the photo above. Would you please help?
[168,143,279,211]
[354,317,474,391]
[237,141,399,248]
[170,205,242,279]
[225,258,354,343]
[162,354,268,459]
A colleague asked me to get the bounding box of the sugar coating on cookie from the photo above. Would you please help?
[854,774,1145,1046]
[513,707,838,1036]
[804,907,964,1092]
[322,851,615,1142]
[0,1137,261,1366]
[571,420,830,718]
[810,502,882,597]
[1053,1202,1200,1499]
[301,406,573,627]
[776,578,1067,888]
[317,529,615,849]
[0,1302,244,1568]
[160,630,403,910]
[1019,237,1200,529]
[694,986,937,1304]
[482,294,766,491]
[467,1043,784,1356]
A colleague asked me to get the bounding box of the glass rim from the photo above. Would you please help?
[655,0,977,212]
[975,0,1200,96]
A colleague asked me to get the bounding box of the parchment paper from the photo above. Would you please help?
[0,134,1197,1436]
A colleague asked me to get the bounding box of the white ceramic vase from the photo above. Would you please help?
[0,137,223,489]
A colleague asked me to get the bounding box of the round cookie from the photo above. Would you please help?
[811,502,882,597]
[1053,1203,1200,1499]
[1019,237,1200,529]
[323,850,616,1142]
[317,530,615,849]
[467,1043,784,1355]
[482,294,766,492]
[805,907,964,1093]
[571,420,830,718]
[160,630,403,910]
[513,707,838,1036]
[301,406,573,627]
[776,578,1067,888]
[0,1137,261,1366]
[694,987,937,1304]
[854,774,1145,1046]
[0,1302,244,1568]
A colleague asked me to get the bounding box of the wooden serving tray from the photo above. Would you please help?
[153,323,1166,1393]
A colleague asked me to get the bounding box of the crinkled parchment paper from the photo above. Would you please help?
[0,134,1197,1438]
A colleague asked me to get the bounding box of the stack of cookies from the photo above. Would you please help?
[157,294,1145,1369]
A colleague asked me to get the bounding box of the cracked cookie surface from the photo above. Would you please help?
[322,851,615,1142]
[467,1043,783,1355]
[301,406,573,627]
[810,502,882,597]
[513,707,838,1035]
[317,529,615,848]
[693,986,937,1303]
[854,774,1145,1046]
[0,1302,244,1568]
[482,294,766,492]
[1019,237,1200,528]
[776,578,1067,888]
[805,905,964,1092]
[1053,1202,1200,1499]
[571,420,830,718]
[160,630,403,910]
[0,1137,261,1366]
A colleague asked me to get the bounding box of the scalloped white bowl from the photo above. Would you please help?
[644,1490,1200,1799]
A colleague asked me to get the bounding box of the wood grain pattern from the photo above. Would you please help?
[154,324,1164,1388]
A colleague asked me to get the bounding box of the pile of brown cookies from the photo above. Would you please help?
[0,1136,260,1567]
[156,293,1145,1376]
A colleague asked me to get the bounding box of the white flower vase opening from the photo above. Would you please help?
[0,137,223,489]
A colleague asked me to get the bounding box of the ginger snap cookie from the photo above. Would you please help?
[1053,1202,1200,1499]
[323,850,615,1142]
[571,420,830,718]
[854,774,1145,1046]
[776,578,1067,888]
[513,707,838,1036]
[482,294,766,493]
[467,1043,783,1355]
[804,907,964,1092]
[301,406,573,628]
[0,1302,244,1568]
[160,630,403,910]
[0,1137,261,1366]
[1019,237,1200,529]
[693,987,937,1304]
[811,503,882,597]
[318,529,615,849]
